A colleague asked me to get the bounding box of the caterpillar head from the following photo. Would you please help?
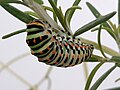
[26,19,53,47]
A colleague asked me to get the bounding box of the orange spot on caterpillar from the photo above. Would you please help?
[51,37,55,41]
[66,53,68,58]
[40,51,43,54]
[70,44,74,47]
[33,39,36,43]
[59,54,62,57]
[65,43,68,46]
[46,31,50,34]
[40,36,42,40]
[80,46,87,48]
[52,51,56,54]
[38,58,42,61]
[54,62,58,65]
[76,44,79,48]
[47,58,50,61]
[72,54,75,58]
[31,51,34,55]
[47,47,50,50]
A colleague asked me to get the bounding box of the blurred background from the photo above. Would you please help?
[0,0,120,90]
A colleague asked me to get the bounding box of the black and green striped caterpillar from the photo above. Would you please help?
[26,19,94,67]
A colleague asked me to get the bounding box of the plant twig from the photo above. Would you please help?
[32,67,53,90]
[0,53,30,73]
[0,61,32,87]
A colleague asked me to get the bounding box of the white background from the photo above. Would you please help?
[0,0,120,90]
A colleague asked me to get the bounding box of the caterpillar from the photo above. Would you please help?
[26,19,94,67]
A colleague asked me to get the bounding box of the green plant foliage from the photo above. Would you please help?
[90,65,116,90]
[97,25,107,58]
[0,0,120,90]
[118,0,120,24]
[80,37,120,56]
[34,0,43,5]
[86,2,111,28]
[0,0,19,4]
[67,0,81,25]
[85,62,104,90]
[74,11,116,36]
[24,11,39,18]
[115,78,120,82]
[1,3,34,23]
[2,28,39,39]
[111,56,120,63]
[64,6,81,28]
[48,0,66,30]
[105,87,120,90]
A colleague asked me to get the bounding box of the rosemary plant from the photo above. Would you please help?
[0,0,120,90]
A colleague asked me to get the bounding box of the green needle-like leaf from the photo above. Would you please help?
[86,2,100,17]
[91,26,117,41]
[86,55,107,62]
[43,5,57,22]
[2,28,39,39]
[98,25,107,58]
[111,56,120,63]
[43,6,53,12]
[0,0,19,4]
[74,11,116,36]
[52,0,58,22]
[118,0,120,25]
[58,6,64,21]
[80,37,120,56]
[53,0,57,5]
[2,29,26,39]
[115,78,120,82]
[116,63,120,67]
[105,87,120,90]
[48,0,65,29]
[67,0,81,25]
[24,11,39,18]
[34,0,43,5]
[65,6,81,28]
[85,62,104,90]
[102,27,117,41]
[48,0,73,35]
[90,65,116,90]
[86,2,118,40]
[86,2,111,28]
[108,21,117,34]
[1,3,34,23]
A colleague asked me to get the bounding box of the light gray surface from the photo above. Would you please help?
[0,0,120,90]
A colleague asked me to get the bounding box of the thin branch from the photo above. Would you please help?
[0,61,32,87]
[31,67,53,90]
[0,52,30,73]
